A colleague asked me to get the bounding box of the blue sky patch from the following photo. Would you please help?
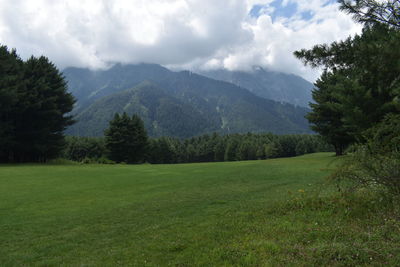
[301,10,314,21]
[323,0,338,7]
[249,4,265,18]
[249,0,318,21]
[270,0,298,20]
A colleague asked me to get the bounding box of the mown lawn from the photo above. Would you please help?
[1,153,399,266]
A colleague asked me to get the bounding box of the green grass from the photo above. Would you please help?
[1,153,399,266]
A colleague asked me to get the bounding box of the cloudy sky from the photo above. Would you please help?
[0,0,361,82]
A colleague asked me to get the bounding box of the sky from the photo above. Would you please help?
[0,0,361,82]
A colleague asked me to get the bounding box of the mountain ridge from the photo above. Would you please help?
[198,66,313,107]
[64,63,312,138]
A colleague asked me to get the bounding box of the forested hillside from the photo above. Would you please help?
[65,64,312,137]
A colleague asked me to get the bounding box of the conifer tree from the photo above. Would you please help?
[17,56,75,161]
[306,71,355,155]
[295,1,400,151]
[0,46,23,162]
[0,46,75,162]
[105,113,148,163]
[338,0,400,29]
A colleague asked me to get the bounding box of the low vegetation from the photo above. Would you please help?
[333,114,400,195]
[1,153,399,266]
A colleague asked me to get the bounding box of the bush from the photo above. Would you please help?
[63,136,107,162]
[333,114,400,195]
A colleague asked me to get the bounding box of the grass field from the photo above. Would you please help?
[1,153,399,266]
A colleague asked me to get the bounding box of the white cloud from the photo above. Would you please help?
[0,0,361,82]
[193,0,362,81]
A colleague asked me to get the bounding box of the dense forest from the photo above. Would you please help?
[63,129,332,164]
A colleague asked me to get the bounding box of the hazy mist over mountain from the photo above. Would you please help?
[199,66,313,107]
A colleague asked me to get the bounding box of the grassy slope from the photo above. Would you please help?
[1,153,399,266]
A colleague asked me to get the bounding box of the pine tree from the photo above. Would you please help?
[306,71,355,155]
[0,47,75,162]
[0,46,24,162]
[15,56,75,162]
[213,140,226,162]
[224,137,239,161]
[338,0,400,29]
[295,4,400,149]
[105,113,148,163]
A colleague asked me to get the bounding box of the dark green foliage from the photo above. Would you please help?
[146,137,177,164]
[63,136,107,162]
[296,1,400,196]
[224,138,239,162]
[0,46,23,162]
[0,46,75,162]
[295,135,321,155]
[297,25,400,136]
[338,0,400,29]
[365,113,400,153]
[306,71,355,155]
[17,56,75,161]
[264,141,283,159]
[64,64,311,137]
[104,113,148,163]
[295,2,400,151]
[333,114,400,195]
[146,132,333,164]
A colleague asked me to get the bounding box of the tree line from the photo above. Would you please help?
[0,44,331,164]
[146,132,332,164]
[63,114,332,164]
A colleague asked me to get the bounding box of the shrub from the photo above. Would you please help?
[63,136,106,162]
[333,114,400,195]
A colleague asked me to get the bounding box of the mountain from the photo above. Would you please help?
[64,63,173,112]
[198,67,313,107]
[67,82,217,138]
[64,64,312,137]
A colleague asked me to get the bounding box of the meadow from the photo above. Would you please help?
[1,153,399,266]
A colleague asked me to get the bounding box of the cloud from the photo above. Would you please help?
[193,0,362,81]
[0,0,361,82]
